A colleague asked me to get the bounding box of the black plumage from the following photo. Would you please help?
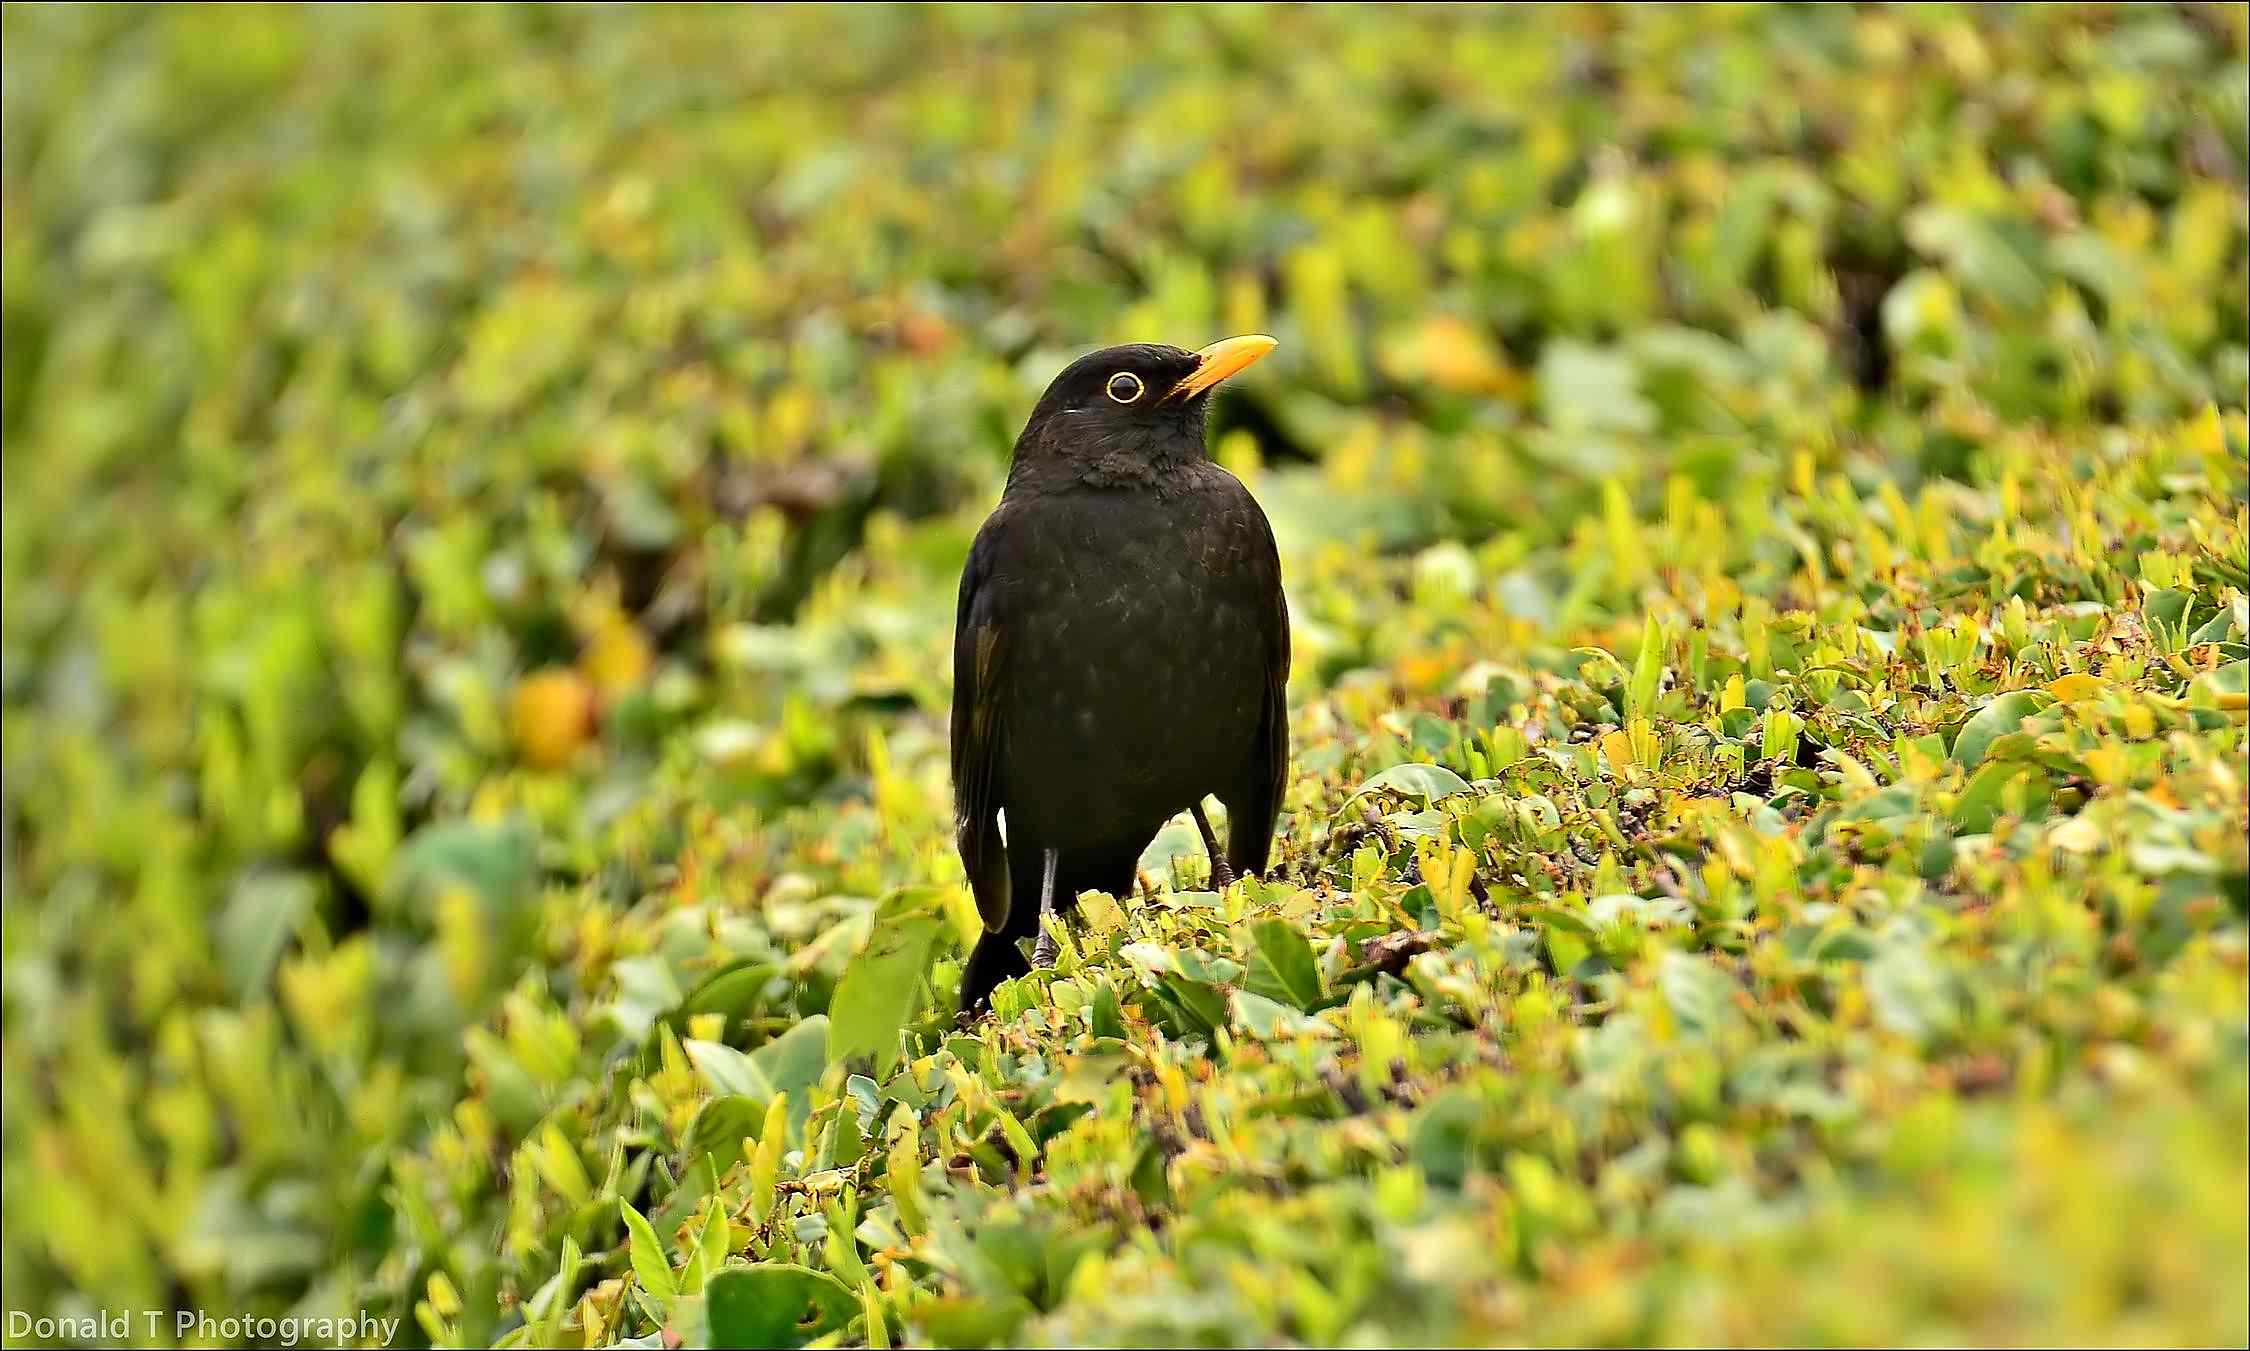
[951,337,1290,1014]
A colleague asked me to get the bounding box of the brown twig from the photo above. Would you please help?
[1332,929,1442,987]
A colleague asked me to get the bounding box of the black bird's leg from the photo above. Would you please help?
[1029,847,1062,968]
[1191,802,1237,890]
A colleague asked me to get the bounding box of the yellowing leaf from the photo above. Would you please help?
[582,614,652,699]
[1392,314,1514,394]
[509,668,595,769]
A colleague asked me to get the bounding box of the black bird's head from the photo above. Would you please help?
[1008,335,1276,486]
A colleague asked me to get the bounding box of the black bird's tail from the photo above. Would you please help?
[955,840,1141,1017]
[958,921,1033,1016]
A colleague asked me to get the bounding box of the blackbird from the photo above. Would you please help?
[952,336,1290,1014]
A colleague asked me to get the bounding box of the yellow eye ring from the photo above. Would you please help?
[1105,372,1144,404]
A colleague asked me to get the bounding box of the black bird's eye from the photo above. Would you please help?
[1105,371,1144,404]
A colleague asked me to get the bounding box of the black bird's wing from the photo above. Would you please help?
[1229,500,1291,878]
[951,520,1011,931]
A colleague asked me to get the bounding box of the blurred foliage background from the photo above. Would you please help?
[2,3,2245,1348]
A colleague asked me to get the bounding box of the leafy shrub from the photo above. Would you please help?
[2,4,2244,1347]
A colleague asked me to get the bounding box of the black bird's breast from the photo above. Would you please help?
[971,464,1278,848]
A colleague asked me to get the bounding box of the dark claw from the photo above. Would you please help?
[1191,801,1236,889]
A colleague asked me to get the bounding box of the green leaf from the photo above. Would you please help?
[215,871,316,1000]
[704,1264,856,1349]
[1159,975,1227,1038]
[681,1203,731,1295]
[1119,943,1180,978]
[1530,902,1596,975]
[1627,615,1664,719]
[1346,762,1470,809]
[1759,706,1802,763]
[1951,759,2024,833]
[1089,981,1126,1041]
[1906,205,2046,312]
[685,1017,830,1110]
[393,818,538,912]
[673,960,781,1032]
[1538,340,1655,434]
[751,1018,831,1138]
[685,1039,765,1099]
[327,757,402,896]
[684,1096,766,1178]
[1546,927,1590,976]
[521,1237,585,1348]
[620,1201,677,1308]
[1951,691,2051,768]
[829,887,948,1072]
[1865,947,1957,1042]
[1246,918,1323,1009]
[911,1296,1035,1349]
[656,1153,720,1255]
[2191,659,2248,708]
[1411,1089,1485,1188]
[1659,952,1732,1035]
[1124,945,1230,1037]
[607,956,684,1045]
[1230,990,1336,1040]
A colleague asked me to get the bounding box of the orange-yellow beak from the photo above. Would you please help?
[1169,334,1278,399]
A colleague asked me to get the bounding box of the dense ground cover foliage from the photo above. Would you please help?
[3,4,2246,1346]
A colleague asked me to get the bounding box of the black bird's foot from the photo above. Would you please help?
[1191,801,1237,890]
[1030,847,1062,969]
